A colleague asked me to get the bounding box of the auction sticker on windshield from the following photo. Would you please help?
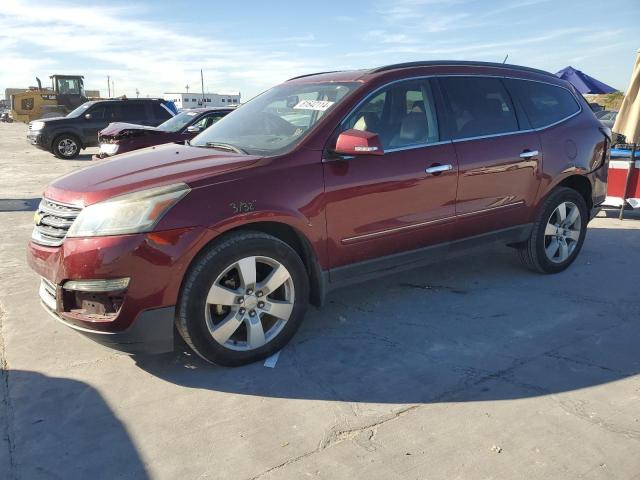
[293,100,334,111]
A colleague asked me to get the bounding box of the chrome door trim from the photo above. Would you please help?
[341,215,455,244]
[457,200,526,218]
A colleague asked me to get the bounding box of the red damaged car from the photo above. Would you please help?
[94,107,234,159]
[28,61,609,366]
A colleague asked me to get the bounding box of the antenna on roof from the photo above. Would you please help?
[502,54,509,64]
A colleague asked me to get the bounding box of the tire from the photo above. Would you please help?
[52,134,81,159]
[176,232,310,366]
[517,187,588,274]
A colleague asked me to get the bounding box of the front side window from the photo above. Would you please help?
[88,106,106,119]
[342,79,439,149]
[506,79,580,129]
[191,82,358,156]
[66,102,93,118]
[439,76,518,139]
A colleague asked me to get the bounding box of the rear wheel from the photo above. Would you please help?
[177,232,309,366]
[518,187,588,273]
[52,134,80,159]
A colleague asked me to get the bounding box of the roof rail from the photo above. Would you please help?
[370,60,554,77]
[287,70,343,81]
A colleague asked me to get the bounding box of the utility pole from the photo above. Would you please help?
[112,80,115,97]
[201,69,205,106]
[107,76,111,97]
[185,84,190,93]
[135,88,140,98]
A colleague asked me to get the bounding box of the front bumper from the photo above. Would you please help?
[27,227,208,354]
[27,131,50,150]
[40,291,175,354]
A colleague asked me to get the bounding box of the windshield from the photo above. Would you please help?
[66,102,93,118]
[157,110,200,132]
[190,82,358,155]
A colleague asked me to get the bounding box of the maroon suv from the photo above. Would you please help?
[27,61,609,366]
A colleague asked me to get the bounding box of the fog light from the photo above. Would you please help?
[63,278,130,292]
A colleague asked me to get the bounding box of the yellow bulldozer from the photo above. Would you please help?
[10,75,92,123]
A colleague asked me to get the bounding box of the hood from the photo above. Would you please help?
[99,122,161,138]
[33,116,68,124]
[44,143,261,206]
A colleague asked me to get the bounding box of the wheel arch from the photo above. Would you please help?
[556,174,593,210]
[180,221,326,308]
[539,173,593,213]
[51,130,84,151]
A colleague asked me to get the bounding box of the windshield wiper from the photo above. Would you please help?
[204,142,247,154]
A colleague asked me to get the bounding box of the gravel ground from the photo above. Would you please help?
[1,121,639,480]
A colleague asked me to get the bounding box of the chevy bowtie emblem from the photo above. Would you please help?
[33,212,41,225]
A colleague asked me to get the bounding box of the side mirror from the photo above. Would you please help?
[84,113,92,120]
[334,129,384,156]
[186,125,201,133]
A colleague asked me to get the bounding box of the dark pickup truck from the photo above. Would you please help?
[27,98,177,159]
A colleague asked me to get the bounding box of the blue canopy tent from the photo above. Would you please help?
[555,66,617,94]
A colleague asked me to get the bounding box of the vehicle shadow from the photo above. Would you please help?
[599,207,640,220]
[0,198,40,212]
[2,370,149,479]
[134,226,640,405]
[73,153,95,161]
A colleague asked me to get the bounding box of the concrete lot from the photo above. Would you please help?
[1,121,639,479]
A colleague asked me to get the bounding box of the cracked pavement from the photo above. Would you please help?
[1,122,640,479]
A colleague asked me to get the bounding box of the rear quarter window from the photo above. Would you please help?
[506,79,580,129]
[152,103,172,121]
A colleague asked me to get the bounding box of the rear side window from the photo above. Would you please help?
[506,79,580,128]
[439,76,518,139]
[118,102,147,121]
[152,102,172,121]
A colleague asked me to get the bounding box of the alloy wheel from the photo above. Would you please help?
[204,256,295,351]
[544,201,581,263]
[58,138,78,157]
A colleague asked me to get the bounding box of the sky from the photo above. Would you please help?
[1,0,638,101]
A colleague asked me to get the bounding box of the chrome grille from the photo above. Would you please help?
[39,277,57,310]
[32,198,82,247]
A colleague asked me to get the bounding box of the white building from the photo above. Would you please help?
[163,92,240,109]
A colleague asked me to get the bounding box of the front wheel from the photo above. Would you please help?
[52,134,80,159]
[517,187,588,274]
[176,232,309,366]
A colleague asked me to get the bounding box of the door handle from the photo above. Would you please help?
[425,164,453,175]
[520,150,539,159]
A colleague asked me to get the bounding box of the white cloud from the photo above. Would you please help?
[0,0,328,98]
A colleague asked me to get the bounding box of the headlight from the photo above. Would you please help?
[99,143,119,155]
[67,183,190,237]
[31,121,45,130]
